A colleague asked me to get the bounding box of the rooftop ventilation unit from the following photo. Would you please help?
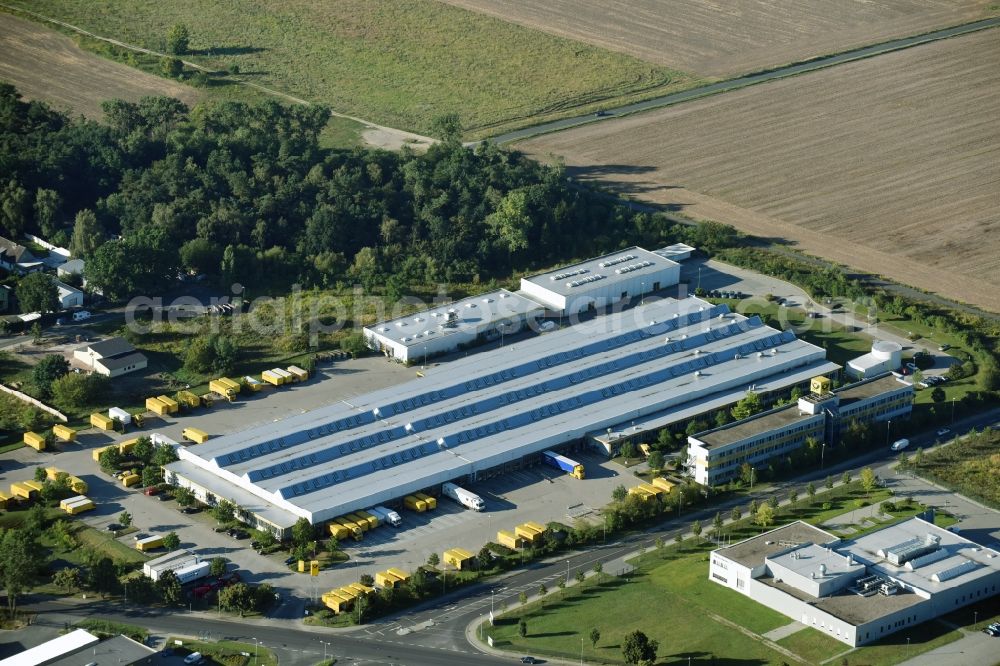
[550,267,589,281]
[599,253,637,268]
[932,559,979,583]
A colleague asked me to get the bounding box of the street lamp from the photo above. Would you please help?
[750,466,756,491]
[319,640,330,660]
[886,420,892,447]
[422,346,427,370]
[252,638,258,666]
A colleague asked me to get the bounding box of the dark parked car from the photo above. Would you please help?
[106,524,121,532]
[179,506,197,514]
[228,529,249,539]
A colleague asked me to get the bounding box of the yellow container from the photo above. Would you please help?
[91,445,109,462]
[60,494,88,510]
[182,428,209,444]
[261,370,283,386]
[218,377,242,394]
[322,592,352,614]
[176,390,201,408]
[386,567,411,582]
[118,438,139,454]
[346,513,371,532]
[65,499,95,514]
[638,483,665,497]
[52,424,76,442]
[335,518,363,541]
[443,547,474,569]
[328,522,350,540]
[122,473,141,487]
[403,495,427,512]
[524,521,546,534]
[354,510,378,530]
[90,413,114,430]
[651,477,675,493]
[298,560,306,573]
[198,393,215,407]
[209,379,237,400]
[375,571,403,588]
[497,530,523,550]
[157,395,180,414]
[10,482,35,500]
[414,492,437,510]
[628,486,655,502]
[146,397,168,415]
[287,365,308,382]
[135,535,164,551]
[69,476,88,494]
[23,431,46,450]
[242,377,263,392]
[515,524,544,544]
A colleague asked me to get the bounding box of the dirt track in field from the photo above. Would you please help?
[520,29,1000,312]
[0,12,200,118]
[439,0,993,77]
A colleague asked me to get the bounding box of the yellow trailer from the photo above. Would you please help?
[182,428,210,444]
[65,498,95,515]
[403,495,427,512]
[209,379,237,401]
[414,492,437,510]
[261,370,283,386]
[23,431,46,451]
[272,368,293,384]
[515,524,544,545]
[146,397,169,415]
[52,424,76,442]
[135,535,164,551]
[354,510,378,530]
[387,567,410,583]
[122,473,141,488]
[218,377,242,394]
[90,412,114,430]
[375,571,404,588]
[156,395,180,414]
[497,530,523,550]
[651,477,675,493]
[286,365,308,382]
[335,518,363,541]
[443,547,475,570]
[346,513,371,532]
[118,438,139,454]
[328,522,350,540]
[10,482,36,500]
[60,494,88,510]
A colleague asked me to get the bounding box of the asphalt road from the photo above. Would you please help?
[490,18,1000,145]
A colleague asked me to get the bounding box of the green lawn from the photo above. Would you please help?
[168,637,277,666]
[776,627,848,664]
[8,0,698,138]
[850,620,961,666]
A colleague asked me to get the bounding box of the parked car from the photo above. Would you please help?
[228,529,249,540]
[520,658,538,664]
[179,506,197,514]
[183,651,204,664]
[935,428,951,437]
[938,344,951,351]
[105,524,121,532]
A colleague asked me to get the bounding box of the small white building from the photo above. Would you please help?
[55,280,83,310]
[57,258,85,278]
[363,289,544,364]
[847,341,902,379]
[519,246,680,316]
[653,242,696,262]
[74,337,148,377]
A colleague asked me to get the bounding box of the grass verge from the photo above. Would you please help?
[167,637,277,666]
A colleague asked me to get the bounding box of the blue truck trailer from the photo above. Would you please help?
[542,450,585,479]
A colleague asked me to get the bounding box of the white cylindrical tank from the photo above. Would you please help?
[871,341,902,367]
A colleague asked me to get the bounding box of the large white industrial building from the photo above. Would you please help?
[165,295,838,537]
[710,518,1000,646]
[363,289,543,364]
[519,246,681,316]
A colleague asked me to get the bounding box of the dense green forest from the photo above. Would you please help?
[0,84,713,300]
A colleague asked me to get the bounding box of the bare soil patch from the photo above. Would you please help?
[440,0,993,77]
[0,12,199,119]
[520,30,1000,312]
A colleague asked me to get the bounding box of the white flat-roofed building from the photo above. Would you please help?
[653,243,695,262]
[0,628,155,666]
[709,518,1000,647]
[166,296,836,537]
[519,246,680,315]
[363,289,543,364]
[847,340,902,379]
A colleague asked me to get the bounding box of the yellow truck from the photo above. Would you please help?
[404,495,427,512]
[261,370,284,386]
[135,535,164,551]
[497,530,523,550]
[90,412,114,430]
[353,510,379,530]
[335,517,363,541]
[346,513,372,532]
[198,393,215,408]
[443,547,475,570]
[146,397,169,415]
[156,395,180,414]
[209,379,238,401]
[651,477,675,493]
[182,428,210,444]
[328,522,351,540]
[52,424,76,442]
[23,431,46,451]
[287,365,308,382]
[414,492,437,510]
[122,473,141,488]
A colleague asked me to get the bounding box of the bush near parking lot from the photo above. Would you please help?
[902,427,1000,509]
[74,619,148,642]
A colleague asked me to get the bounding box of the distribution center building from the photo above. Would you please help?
[363,289,543,364]
[519,246,680,315]
[709,518,1000,646]
[166,296,837,537]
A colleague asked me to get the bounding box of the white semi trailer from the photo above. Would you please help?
[442,482,485,512]
[369,505,402,527]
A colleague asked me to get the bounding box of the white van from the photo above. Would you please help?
[183,652,203,665]
[72,310,91,322]
[890,438,910,452]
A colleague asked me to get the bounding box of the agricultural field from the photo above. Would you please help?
[439,0,995,77]
[3,0,695,137]
[0,13,200,119]
[520,29,1000,312]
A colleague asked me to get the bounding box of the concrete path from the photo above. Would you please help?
[763,621,806,642]
[894,626,1000,666]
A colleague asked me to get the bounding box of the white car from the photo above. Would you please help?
[183,653,204,665]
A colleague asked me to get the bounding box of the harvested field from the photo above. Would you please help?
[0,12,199,119]
[439,0,994,77]
[520,29,1000,312]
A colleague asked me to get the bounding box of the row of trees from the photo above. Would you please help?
[1,84,720,303]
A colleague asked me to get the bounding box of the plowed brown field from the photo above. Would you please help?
[520,30,1000,312]
[0,12,199,119]
[439,0,992,77]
